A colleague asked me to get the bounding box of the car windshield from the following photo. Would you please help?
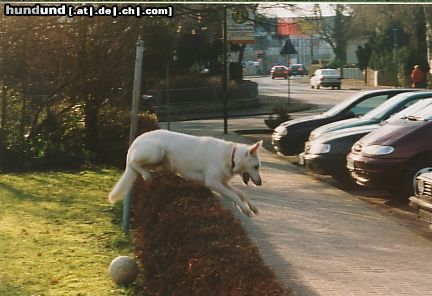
[404,103,432,121]
[387,98,432,123]
[323,91,374,116]
[361,92,426,120]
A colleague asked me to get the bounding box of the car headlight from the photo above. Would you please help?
[274,126,287,136]
[309,143,331,154]
[416,179,425,195]
[309,131,317,140]
[363,145,394,156]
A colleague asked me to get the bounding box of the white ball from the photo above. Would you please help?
[109,256,138,285]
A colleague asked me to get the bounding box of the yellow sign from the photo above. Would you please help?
[227,7,255,44]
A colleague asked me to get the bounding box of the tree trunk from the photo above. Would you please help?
[424,5,432,83]
[84,97,101,154]
[0,84,7,151]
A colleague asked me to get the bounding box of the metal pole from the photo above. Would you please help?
[393,28,397,65]
[222,5,228,134]
[287,54,291,105]
[122,37,144,234]
[310,34,313,65]
[288,76,291,105]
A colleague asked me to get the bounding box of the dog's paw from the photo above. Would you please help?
[248,203,259,215]
[242,208,254,217]
[234,203,254,217]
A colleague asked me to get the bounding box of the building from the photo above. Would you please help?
[243,17,335,74]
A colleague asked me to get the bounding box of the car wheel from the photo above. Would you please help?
[395,162,432,201]
[311,85,314,89]
[331,171,357,187]
[316,84,320,89]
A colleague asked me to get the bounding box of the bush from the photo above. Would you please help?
[97,105,159,168]
[0,101,159,171]
[131,173,288,295]
[326,59,345,69]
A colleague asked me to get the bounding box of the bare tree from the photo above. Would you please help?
[314,4,353,64]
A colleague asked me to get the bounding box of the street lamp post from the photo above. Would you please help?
[222,6,228,134]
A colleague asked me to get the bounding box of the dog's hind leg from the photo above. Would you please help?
[206,180,255,217]
[129,161,152,180]
[128,144,165,180]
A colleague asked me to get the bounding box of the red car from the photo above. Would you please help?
[271,66,288,79]
[347,103,432,200]
[288,64,308,76]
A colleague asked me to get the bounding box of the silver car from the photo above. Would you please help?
[310,68,341,90]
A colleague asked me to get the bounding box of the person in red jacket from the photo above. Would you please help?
[410,65,424,88]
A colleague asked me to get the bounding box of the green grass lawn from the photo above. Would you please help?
[0,169,134,295]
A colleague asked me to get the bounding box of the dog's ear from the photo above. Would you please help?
[249,140,263,155]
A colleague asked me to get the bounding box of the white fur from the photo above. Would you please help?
[109,129,263,216]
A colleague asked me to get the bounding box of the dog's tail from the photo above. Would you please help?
[109,166,138,204]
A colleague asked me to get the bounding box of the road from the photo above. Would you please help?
[250,75,359,110]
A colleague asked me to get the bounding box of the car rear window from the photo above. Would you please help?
[321,69,338,75]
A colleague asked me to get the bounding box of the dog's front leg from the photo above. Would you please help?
[225,183,259,215]
[206,180,254,217]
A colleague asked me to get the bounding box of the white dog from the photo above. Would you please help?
[109,129,263,216]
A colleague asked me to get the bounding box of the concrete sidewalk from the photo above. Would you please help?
[167,117,432,296]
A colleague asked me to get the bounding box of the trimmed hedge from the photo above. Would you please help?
[132,173,288,295]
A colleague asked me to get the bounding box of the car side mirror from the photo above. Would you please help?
[343,110,355,119]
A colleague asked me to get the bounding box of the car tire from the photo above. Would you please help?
[311,85,314,89]
[394,162,432,201]
[316,84,320,89]
[331,171,357,187]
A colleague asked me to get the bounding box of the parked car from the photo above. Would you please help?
[288,64,308,76]
[271,66,289,79]
[346,103,432,199]
[302,98,432,180]
[310,68,341,89]
[272,89,415,156]
[309,90,430,140]
[409,171,432,223]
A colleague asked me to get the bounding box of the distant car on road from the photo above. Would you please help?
[271,65,289,79]
[288,64,308,76]
[272,89,415,156]
[347,103,432,199]
[302,98,432,181]
[310,68,341,89]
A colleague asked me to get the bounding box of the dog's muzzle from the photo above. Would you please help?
[243,173,262,186]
